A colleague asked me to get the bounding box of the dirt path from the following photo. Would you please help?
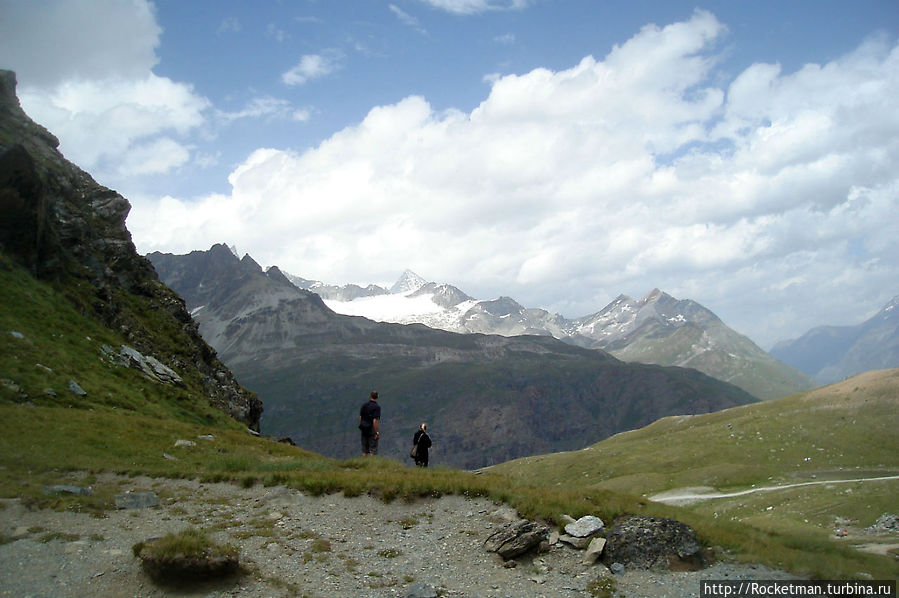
[0,474,800,597]
[648,475,899,506]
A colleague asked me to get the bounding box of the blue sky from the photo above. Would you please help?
[2,0,898,348]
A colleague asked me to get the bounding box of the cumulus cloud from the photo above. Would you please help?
[131,11,898,347]
[282,51,344,86]
[2,0,210,186]
[18,74,209,180]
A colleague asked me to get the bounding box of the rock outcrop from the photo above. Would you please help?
[0,70,262,430]
[602,515,708,571]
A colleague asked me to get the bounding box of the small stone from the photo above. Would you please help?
[68,380,87,396]
[610,562,625,575]
[114,492,158,509]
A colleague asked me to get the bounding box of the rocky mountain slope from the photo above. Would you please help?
[149,245,757,469]
[293,271,812,400]
[0,69,261,429]
[568,289,813,400]
[770,295,899,384]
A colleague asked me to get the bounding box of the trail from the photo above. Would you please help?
[649,475,899,506]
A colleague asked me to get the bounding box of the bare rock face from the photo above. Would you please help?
[601,515,709,571]
[0,70,262,430]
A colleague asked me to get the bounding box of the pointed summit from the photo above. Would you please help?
[390,269,428,294]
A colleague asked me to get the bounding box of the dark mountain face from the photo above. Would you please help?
[149,247,758,469]
[771,296,899,384]
[0,70,262,430]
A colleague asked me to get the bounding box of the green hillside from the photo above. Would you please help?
[1,253,896,578]
[488,369,899,578]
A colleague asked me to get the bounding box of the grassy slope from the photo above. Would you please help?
[1,255,895,579]
[488,369,899,578]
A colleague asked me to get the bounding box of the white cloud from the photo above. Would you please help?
[132,11,898,347]
[3,0,210,187]
[417,0,531,15]
[217,96,309,123]
[18,74,209,182]
[282,52,344,86]
[390,4,426,34]
[0,0,160,86]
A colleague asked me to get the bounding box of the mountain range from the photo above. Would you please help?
[770,295,899,384]
[286,269,813,400]
[148,244,757,469]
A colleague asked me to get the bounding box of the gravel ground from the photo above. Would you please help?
[0,474,800,597]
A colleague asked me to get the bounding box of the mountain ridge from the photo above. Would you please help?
[287,269,812,400]
[771,295,899,384]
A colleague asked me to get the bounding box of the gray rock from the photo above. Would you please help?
[559,534,591,549]
[584,536,607,564]
[610,562,625,575]
[483,519,549,560]
[405,583,438,598]
[115,492,158,509]
[564,515,604,538]
[119,345,183,385]
[9,331,24,339]
[68,380,87,396]
[43,484,92,496]
[174,439,196,448]
[602,515,707,571]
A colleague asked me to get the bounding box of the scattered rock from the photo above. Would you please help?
[115,492,158,509]
[867,513,898,533]
[405,583,439,598]
[483,519,549,560]
[174,439,196,448]
[43,484,92,496]
[602,515,708,571]
[9,331,24,339]
[610,562,625,575]
[67,380,87,396]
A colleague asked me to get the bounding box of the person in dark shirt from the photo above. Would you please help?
[359,390,381,457]
[412,422,432,467]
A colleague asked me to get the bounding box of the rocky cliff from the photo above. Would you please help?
[0,70,262,430]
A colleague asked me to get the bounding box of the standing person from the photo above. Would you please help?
[412,422,432,467]
[359,391,381,457]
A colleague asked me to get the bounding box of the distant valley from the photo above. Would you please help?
[149,245,757,469]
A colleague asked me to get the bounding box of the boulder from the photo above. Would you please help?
[564,515,604,538]
[601,515,708,571]
[483,519,549,560]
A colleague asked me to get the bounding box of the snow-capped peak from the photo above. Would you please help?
[390,269,428,295]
